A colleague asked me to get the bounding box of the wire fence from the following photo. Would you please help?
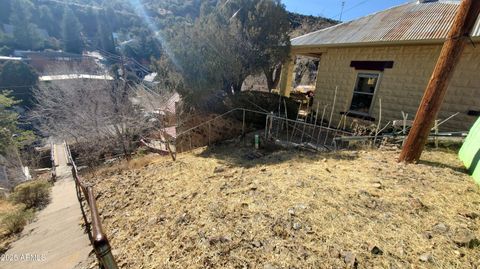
[142,107,355,160]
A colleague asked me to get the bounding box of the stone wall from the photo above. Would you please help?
[312,43,480,131]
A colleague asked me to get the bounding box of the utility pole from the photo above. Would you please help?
[399,0,480,163]
[339,1,346,21]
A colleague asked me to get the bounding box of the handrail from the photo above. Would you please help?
[50,142,56,182]
[65,142,118,269]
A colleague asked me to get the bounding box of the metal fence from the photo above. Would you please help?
[62,142,118,269]
[158,108,354,157]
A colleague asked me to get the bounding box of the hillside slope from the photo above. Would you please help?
[89,145,480,268]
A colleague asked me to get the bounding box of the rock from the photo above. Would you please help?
[263,264,276,269]
[213,166,226,173]
[460,212,479,220]
[329,246,341,258]
[288,208,296,216]
[143,241,156,249]
[370,246,383,255]
[423,232,433,240]
[419,252,433,263]
[454,250,466,257]
[251,240,263,248]
[147,217,158,225]
[295,203,308,210]
[433,223,449,234]
[208,236,231,245]
[296,181,306,188]
[292,222,302,230]
[341,251,357,268]
[372,182,383,189]
[453,230,480,248]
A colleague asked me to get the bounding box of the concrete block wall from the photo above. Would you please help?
[313,43,480,132]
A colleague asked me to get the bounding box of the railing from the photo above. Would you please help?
[64,142,118,269]
[50,142,56,182]
[165,107,353,155]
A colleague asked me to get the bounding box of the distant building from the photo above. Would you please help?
[13,50,99,74]
[39,74,114,82]
[280,0,480,131]
[0,56,23,63]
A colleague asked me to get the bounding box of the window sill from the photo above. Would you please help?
[340,111,376,121]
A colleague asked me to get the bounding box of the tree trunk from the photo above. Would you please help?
[265,64,282,92]
[232,78,245,94]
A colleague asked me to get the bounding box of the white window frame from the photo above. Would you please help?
[349,71,382,116]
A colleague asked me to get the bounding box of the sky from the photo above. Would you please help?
[282,0,411,22]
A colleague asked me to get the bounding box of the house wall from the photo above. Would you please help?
[312,43,480,132]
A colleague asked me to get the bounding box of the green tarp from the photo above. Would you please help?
[459,117,480,184]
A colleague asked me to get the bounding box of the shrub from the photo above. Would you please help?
[1,208,34,235]
[10,180,51,209]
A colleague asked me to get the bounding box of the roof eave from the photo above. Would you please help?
[291,37,480,51]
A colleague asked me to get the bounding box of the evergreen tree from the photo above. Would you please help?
[164,0,291,100]
[61,7,84,54]
[97,14,116,54]
[36,5,58,37]
[0,61,38,107]
[0,0,12,24]
[9,0,42,50]
[0,92,34,154]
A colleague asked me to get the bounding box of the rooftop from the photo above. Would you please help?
[39,74,114,82]
[291,0,480,48]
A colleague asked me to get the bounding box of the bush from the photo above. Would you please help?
[1,208,34,235]
[10,180,51,209]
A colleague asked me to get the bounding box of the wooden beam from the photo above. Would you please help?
[399,0,480,163]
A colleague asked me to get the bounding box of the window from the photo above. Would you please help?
[349,73,380,115]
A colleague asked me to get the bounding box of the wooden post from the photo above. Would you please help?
[208,122,211,146]
[242,109,246,145]
[189,133,192,151]
[399,0,480,163]
[278,55,295,97]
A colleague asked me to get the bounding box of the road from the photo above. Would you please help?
[1,144,92,269]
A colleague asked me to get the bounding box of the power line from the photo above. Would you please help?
[331,0,371,21]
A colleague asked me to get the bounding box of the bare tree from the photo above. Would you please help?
[31,77,153,163]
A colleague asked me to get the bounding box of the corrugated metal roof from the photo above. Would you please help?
[292,0,480,47]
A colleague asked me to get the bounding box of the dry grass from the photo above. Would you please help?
[0,200,24,253]
[91,143,480,268]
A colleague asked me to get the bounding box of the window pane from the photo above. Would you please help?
[355,74,378,94]
[350,93,374,114]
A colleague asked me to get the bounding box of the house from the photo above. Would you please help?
[279,0,480,131]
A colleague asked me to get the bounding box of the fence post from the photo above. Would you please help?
[242,109,246,145]
[208,122,211,146]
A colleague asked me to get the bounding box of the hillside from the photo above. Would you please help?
[87,144,480,268]
[288,12,338,38]
[0,0,337,57]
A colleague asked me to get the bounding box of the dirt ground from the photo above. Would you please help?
[90,143,480,269]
